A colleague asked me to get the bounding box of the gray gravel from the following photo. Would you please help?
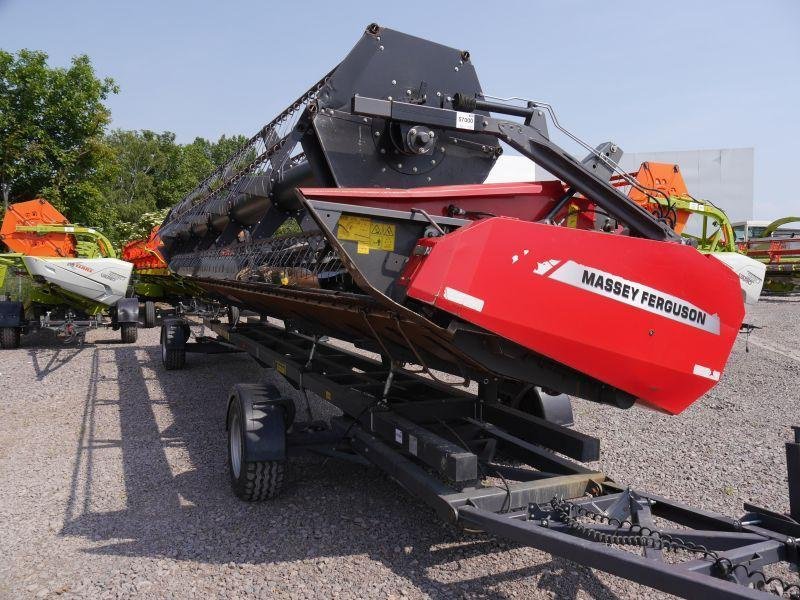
[0,298,798,600]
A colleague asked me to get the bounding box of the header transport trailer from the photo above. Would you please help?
[154,25,799,598]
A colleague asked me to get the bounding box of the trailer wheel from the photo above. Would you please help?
[143,301,156,328]
[227,386,286,501]
[161,319,186,370]
[0,327,20,349]
[120,323,138,344]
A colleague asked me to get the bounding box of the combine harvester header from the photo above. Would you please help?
[0,199,139,347]
[1,199,131,307]
[159,24,744,415]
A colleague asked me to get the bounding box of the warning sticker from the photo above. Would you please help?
[337,215,396,253]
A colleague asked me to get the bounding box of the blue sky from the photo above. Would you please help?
[1,0,798,217]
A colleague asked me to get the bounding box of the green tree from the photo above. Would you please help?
[99,129,183,222]
[98,132,248,245]
[0,50,117,226]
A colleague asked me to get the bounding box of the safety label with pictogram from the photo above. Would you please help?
[337,215,396,254]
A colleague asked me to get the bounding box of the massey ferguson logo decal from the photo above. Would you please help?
[534,259,721,335]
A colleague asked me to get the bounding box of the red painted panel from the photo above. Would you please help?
[300,181,595,226]
[404,218,744,414]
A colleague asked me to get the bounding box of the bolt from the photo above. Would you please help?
[391,79,396,85]
[430,160,436,165]
[412,167,418,173]
[381,167,386,172]
[482,120,488,127]
[410,128,417,135]
[379,45,384,51]
[363,117,368,123]
[387,96,393,101]
[454,66,459,72]
[540,519,549,528]
[648,329,655,336]
[429,131,435,138]
[397,163,403,168]
[406,89,411,95]
[436,91,442,97]
[426,176,432,182]
[374,131,380,137]
[380,148,386,154]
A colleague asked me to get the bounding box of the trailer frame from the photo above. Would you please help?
[161,315,800,599]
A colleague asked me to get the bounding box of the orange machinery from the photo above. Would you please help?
[1,199,76,256]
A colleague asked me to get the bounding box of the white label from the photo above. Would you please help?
[394,428,403,445]
[533,259,561,276]
[408,435,418,456]
[443,286,485,312]
[540,259,720,335]
[455,111,475,130]
[64,226,75,232]
[693,364,721,381]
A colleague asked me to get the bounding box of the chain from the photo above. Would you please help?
[550,497,800,598]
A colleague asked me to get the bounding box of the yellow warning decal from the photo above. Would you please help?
[275,361,287,375]
[337,215,395,252]
[566,203,579,228]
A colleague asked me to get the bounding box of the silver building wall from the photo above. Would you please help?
[617,148,754,222]
[488,147,754,222]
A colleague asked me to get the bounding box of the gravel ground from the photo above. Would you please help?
[0,297,797,600]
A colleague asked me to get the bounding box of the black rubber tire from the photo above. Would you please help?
[120,323,138,344]
[227,390,286,501]
[143,301,156,329]
[0,327,21,349]
[160,321,186,370]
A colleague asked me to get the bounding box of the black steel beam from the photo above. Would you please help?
[444,473,603,514]
[788,426,800,521]
[483,402,599,462]
[350,428,457,522]
[457,506,770,600]
[351,95,681,242]
[464,418,594,475]
[369,411,478,484]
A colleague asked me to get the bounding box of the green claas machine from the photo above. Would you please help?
[734,216,800,293]
[0,199,139,348]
